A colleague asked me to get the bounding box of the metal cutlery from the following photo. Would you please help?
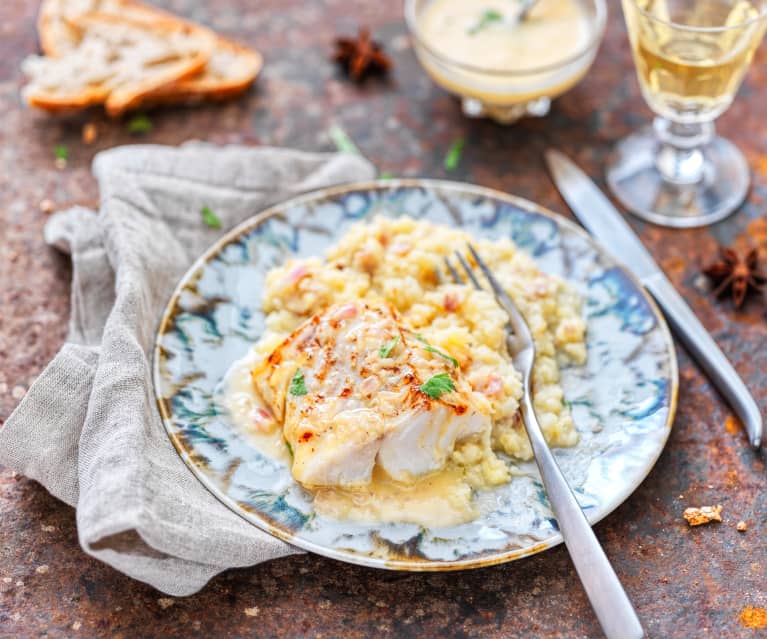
[545,149,763,449]
[445,246,645,639]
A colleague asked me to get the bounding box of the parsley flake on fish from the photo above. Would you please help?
[418,373,456,399]
[379,335,400,358]
[413,334,458,367]
[289,369,308,396]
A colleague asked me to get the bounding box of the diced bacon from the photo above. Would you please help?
[483,373,503,397]
[251,407,276,432]
[443,293,460,312]
[390,240,411,255]
[284,264,310,286]
[360,375,380,395]
[333,303,358,320]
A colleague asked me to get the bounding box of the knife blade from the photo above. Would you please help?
[545,149,763,449]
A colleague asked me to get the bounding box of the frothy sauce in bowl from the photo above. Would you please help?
[410,0,604,117]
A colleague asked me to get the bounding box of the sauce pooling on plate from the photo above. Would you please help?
[419,0,593,72]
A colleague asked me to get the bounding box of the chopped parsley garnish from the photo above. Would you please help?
[289,369,308,396]
[201,205,222,229]
[53,144,69,161]
[468,9,504,35]
[443,138,465,171]
[328,124,360,155]
[285,440,294,456]
[413,334,458,367]
[423,344,458,368]
[379,335,400,358]
[418,373,456,399]
[127,114,153,134]
[378,171,394,180]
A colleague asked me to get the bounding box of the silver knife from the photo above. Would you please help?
[545,149,763,449]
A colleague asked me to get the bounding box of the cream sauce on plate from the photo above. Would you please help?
[221,350,478,527]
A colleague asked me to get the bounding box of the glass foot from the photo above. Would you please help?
[605,125,749,228]
[461,96,551,125]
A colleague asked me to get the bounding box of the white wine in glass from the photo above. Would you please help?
[607,0,767,227]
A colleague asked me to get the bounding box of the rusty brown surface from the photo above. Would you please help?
[1,1,767,637]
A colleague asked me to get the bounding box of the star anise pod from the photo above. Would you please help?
[332,27,392,82]
[703,246,766,308]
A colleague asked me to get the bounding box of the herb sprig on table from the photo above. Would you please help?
[127,114,153,135]
[201,205,222,229]
[444,138,465,171]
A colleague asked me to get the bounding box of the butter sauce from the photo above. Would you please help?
[221,350,479,527]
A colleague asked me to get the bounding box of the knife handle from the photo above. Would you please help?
[646,275,763,449]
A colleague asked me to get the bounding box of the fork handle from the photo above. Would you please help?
[521,394,645,639]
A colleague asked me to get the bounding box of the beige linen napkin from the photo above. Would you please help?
[0,142,376,595]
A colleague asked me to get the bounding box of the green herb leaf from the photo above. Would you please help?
[127,114,153,134]
[53,144,69,161]
[378,171,394,180]
[468,9,504,35]
[444,138,465,171]
[289,369,308,396]
[201,205,222,229]
[423,344,458,368]
[379,335,400,358]
[328,124,360,155]
[412,334,458,367]
[285,440,294,456]
[418,373,456,399]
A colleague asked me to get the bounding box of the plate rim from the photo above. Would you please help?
[153,178,679,571]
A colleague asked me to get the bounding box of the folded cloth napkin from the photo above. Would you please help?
[0,142,376,596]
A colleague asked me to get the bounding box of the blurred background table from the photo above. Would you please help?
[1,1,766,637]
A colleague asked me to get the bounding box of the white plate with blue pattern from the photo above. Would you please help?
[153,180,677,570]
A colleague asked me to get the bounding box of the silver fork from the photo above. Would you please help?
[446,245,645,639]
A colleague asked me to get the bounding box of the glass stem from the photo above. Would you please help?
[653,117,714,185]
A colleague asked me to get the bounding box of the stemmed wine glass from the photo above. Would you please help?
[607,0,767,228]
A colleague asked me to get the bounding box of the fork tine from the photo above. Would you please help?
[455,251,483,290]
[466,244,505,297]
[443,256,464,284]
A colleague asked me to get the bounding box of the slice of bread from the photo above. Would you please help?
[141,38,263,106]
[24,12,214,115]
[36,0,262,108]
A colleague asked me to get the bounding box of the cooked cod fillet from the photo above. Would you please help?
[251,302,491,487]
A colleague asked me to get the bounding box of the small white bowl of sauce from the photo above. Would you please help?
[405,0,607,124]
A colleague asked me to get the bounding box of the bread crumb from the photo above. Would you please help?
[35,565,49,574]
[740,606,767,629]
[82,122,98,144]
[157,597,175,609]
[11,386,26,400]
[244,607,260,617]
[71,621,82,631]
[55,157,67,170]
[41,524,56,532]
[2,577,12,583]
[684,505,722,526]
[737,520,748,532]
[39,199,55,214]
